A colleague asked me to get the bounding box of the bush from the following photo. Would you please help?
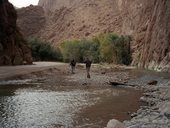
[60,39,100,63]
[112,36,132,65]
[60,33,132,65]
[27,33,132,65]
[27,38,62,61]
[96,33,119,63]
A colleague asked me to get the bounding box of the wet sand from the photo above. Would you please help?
[0,62,143,128]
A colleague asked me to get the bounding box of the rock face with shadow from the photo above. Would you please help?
[17,0,170,71]
[0,0,32,65]
[17,5,46,38]
[125,0,170,71]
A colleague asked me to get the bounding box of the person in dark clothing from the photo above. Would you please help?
[84,58,92,78]
[70,59,76,74]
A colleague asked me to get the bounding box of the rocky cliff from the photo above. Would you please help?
[0,0,32,65]
[17,0,170,71]
[120,0,170,71]
[17,5,46,38]
[38,0,82,12]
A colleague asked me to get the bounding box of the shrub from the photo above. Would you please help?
[60,33,132,65]
[96,33,119,63]
[60,40,80,62]
[27,38,62,61]
[60,38,100,63]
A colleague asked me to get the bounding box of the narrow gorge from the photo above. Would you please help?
[17,0,170,71]
[0,1,169,128]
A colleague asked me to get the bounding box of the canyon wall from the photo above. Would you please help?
[0,0,32,65]
[120,0,170,71]
[17,5,46,38]
[38,0,82,12]
[17,0,170,71]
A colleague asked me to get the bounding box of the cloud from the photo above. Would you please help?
[9,0,39,8]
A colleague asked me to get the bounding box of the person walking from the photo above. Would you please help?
[70,59,76,74]
[84,58,92,78]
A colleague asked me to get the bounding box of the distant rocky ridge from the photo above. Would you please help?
[17,0,170,71]
[38,0,82,12]
[0,0,32,65]
[17,5,46,38]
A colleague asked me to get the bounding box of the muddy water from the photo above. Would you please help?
[0,84,142,128]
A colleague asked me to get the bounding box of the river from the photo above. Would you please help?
[0,84,142,128]
[1,65,169,128]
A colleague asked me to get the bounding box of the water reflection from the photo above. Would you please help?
[0,85,142,128]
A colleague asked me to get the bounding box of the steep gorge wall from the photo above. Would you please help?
[118,0,170,71]
[38,0,82,12]
[17,0,170,71]
[37,0,124,43]
[139,0,170,71]
[0,0,32,65]
[17,5,46,38]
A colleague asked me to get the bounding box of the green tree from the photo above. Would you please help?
[60,33,132,65]
[27,38,62,61]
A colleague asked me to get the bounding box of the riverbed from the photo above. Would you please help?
[0,62,169,128]
[0,84,142,128]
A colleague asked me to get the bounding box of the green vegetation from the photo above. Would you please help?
[27,38,62,61]
[60,39,100,63]
[60,33,132,65]
[27,33,132,65]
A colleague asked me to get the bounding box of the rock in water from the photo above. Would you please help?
[0,0,32,65]
[105,119,126,128]
[147,80,158,85]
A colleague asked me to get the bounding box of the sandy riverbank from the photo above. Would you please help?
[0,62,169,128]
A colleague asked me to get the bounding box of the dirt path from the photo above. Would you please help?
[0,62,130,86]
[67,64,130,86]
[0,62,68,81]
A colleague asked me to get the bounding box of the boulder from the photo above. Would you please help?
[0,55,12,65]
[105,119,126,128]
[160,102,170,119]
[147,80,158,85]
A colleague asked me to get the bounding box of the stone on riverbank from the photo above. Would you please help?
[124,85,170,128]
[105,119,126,128]
[147,80,158,85]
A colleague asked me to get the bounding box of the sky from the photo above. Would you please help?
[9,0,39,8]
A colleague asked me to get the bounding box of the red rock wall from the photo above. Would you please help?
[0,0,32,65]
[120,0,170,71]
[139,0,170,71]
[38,0,82,12]
[17,5,46,38]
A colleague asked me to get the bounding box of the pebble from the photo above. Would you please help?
[124,85,170,128]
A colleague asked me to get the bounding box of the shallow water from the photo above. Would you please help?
[0,84,142,128]
[0,68,169,128]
